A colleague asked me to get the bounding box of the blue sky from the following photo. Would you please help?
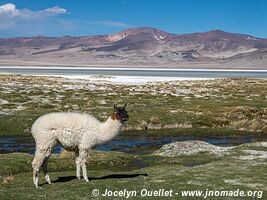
[0,0,266,38]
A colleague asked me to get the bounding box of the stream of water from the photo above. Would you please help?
[0,134,266,155]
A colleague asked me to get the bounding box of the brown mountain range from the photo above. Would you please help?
[0,27,266,68]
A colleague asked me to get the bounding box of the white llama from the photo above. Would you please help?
[31,103,128,188]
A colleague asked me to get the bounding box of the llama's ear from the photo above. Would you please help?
[123,102,128,109]
[113,103,118,110]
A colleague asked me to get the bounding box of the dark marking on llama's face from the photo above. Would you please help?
[113,103,129,122]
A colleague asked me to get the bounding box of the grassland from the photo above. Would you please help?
[0,142,266,200]
[0,75,266,199]
[0,75,266,136]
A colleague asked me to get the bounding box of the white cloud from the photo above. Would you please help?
[0,3,67,19]
[0,3,129,37]
[0,3,18,16]
[0,3,16,12]
[41,6,67,16]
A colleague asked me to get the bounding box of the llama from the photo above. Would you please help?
[31,103,128,188]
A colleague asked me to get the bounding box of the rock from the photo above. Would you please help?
[153,141,234,157]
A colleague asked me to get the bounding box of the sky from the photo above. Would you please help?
[0,0,266,38]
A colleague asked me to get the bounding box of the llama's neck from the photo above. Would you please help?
[99,117,123,142]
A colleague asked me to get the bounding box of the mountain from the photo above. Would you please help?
[0,27,267,68]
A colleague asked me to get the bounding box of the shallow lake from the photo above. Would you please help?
[1,67,267,78]
[0,133,266,155]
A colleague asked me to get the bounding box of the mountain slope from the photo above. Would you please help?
[0,27,267,68]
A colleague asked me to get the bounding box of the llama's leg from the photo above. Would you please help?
[42,157,52,184]
[79,149,89,182]
[32,153,46,188]
[74,149,81,180]
[32,140,56,188]
[41,145,54,184]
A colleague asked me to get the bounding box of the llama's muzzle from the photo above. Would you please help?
[121,114,129,122]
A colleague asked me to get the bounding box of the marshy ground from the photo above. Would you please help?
[0,75,267,135]
[0,75,266,199]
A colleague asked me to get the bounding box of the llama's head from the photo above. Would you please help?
[112,103,129,122]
